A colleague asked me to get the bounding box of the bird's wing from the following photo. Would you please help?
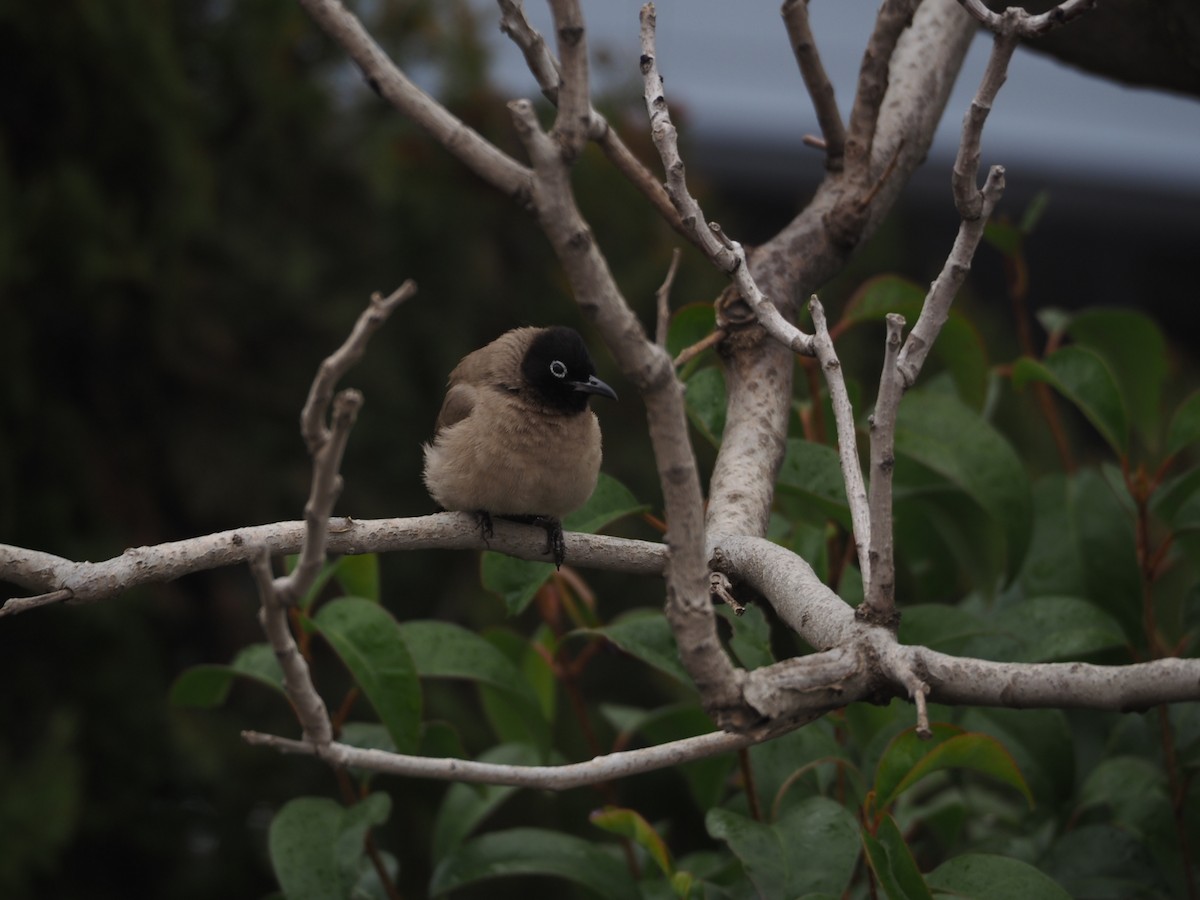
[433,382,477,435]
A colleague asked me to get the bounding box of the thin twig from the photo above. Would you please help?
[639,3,814,358]
[809,296,870,586]
[861,314,905,627]
[672,329,725,369]
[495,0,694,244]
[252,548,333,744]
[242,727,766,789]
[952,33,1017,219]
[285,284,414,604]
[781,0,846,170]
[655,247,682,348]
[957,0,1097,37]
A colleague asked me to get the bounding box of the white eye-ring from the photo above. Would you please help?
[549,360,568,379]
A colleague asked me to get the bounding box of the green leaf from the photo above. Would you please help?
[720,602,774,670]
[480,553,555,617]
[563,473,649,536]
[666,302,717,361]
[684,366,726,446]
[480,474,645,616]
[1041,825,1167,898]
[291,555,341,613]
[927,854,1070,900]
[1013,347,1128,455]
[706,797,858,898]
[1068,308,1167,444]
[312,598,422,755]
[839,276,987,408]
[396,620,547,746]
[169,643,285,708]
[898,605,995,657]
[1078,756,1169,832]
[583,609,692,688]
[861,814,933,900]
[268,794,391,900]
[1068,468,1141,635]
[1018,474,1087,599]
[992,595,1127,662]
[894,390,1032,577]
[1167,390,1200,459]
[431,743,542,861]
[429,828,639,900]
[334,553,380,604]
[477,629,555,752]
[591,806,674,877]
[777,438,850,527]
[873,725,1033,814]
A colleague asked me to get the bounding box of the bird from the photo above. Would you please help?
[422,326,617,567]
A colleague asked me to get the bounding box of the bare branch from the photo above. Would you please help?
[958,0,1098,37]
[0,520,668,615]
[808,295,870,584]
[861,314,905,626]
[952,34,1018,218]
[897,165,1005,387]
[506,92,748,724]
[843,0,917,186]
[251,548,333,745]
[654,247,682,348]
[244,726,765,789]
[672,328,725,369]
[284,286,411,604]
[638,3,814,358]
[710,570,744,616]
[296,0,532,200]
[918,649,1200,711]
[546,0,590,159]
[301,283,415,455]
[496,0,693,243]
[781,0,846,169]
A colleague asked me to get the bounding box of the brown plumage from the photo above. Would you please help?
[422,326,616,564]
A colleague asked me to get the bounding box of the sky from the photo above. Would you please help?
[467,1,1200,192]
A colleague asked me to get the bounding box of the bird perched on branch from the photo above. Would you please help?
[422,326,617,567]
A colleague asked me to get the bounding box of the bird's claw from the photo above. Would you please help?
[475,510,494,544]
[534,516,567,570]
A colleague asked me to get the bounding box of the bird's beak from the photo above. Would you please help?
[572,374,618,401]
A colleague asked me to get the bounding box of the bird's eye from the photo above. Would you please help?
[549,360,568,379]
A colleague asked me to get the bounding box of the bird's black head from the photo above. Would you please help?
[521,327,618,414]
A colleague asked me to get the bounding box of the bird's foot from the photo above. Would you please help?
[533,516,566,570]
[500,514,566,569]
[474,510,494,545]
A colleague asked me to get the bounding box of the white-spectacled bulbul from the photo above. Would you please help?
[422,326,617,566]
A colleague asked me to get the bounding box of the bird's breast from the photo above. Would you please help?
[423,395,603,518]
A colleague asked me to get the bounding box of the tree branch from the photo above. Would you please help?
[296,0,532,201]
[495,0,693,243]
[243,726,765,789]
[780,0,846,170]
[0,521,668,615]
[808,296,870,584]
[958,0,1098,37]
[507,91,749,726]
[861,313,905,626]
[638,4,815,360]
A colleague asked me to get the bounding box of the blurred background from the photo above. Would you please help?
[1,0,1196,896]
